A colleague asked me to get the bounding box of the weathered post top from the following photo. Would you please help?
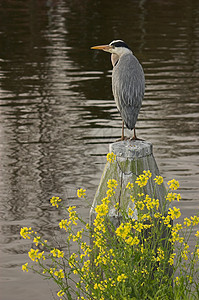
[110,140,153,159]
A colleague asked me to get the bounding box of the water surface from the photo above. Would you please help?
[0,0,199,299]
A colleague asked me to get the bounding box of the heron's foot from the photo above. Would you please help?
[116,136,129,142]
[130,136,145,141]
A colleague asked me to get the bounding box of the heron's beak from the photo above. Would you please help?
[91,45,113,52]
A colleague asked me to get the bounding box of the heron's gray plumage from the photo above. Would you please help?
[112,52,145,130]
[91,40,145,139]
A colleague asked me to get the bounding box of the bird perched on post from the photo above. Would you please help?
[91,40,145,140]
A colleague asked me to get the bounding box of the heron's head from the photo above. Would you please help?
[91,40,132,56]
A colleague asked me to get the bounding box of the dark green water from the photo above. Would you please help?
[0,0,199,299]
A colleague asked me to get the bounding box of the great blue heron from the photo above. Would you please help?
[91,40,145,140]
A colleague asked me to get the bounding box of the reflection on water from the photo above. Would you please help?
[0,0,199,299]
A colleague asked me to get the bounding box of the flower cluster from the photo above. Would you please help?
[77,188,86,198]
[106,152,116,163]
[50,196,62,208]
[57,290,65,298]
[107,179,118,190]
[50,248,64,258]
[167,179,180,190]
[116,222,140,246]
[168,206,181,220]
[154,175,164,185]
[68,206,78,225]
[28,248,45,262]
[22,263,29,272]
[126,182,134,189]
[20,227,33,239]
[135,170,152,187]
[54,269,65,279]
[20,168,199,300]
[166,192,181,202]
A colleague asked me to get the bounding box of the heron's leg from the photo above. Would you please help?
[132,128,137,140]
[121,121,125,140]
[131,128,144,141]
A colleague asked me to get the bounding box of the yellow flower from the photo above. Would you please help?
[57,290,65,297]
[166,192,181,202]
[128,207,134,216]
[187,275,193,284]
[170,230,184,243]
[135,200,145,210]
[140,214,151,221]
[156,248,164,262]
[49,267,56,274]
[191,216,199,226]
[107,179,118,190]
[93,216,105,232]
[181,250,188,260]
[95,203,109,217]
[163,215,171,227]
[69,253,78,268]
[154,175,163,185]
[102,197,110,205]
[138,193,144,197]
[50,248,64,258]
[143,170,152,178]
[33,236,41,246]
[135,174,148,187]
[54,269,65,279]
[81,260,90,272]
[117,274,127,282]
[114,202,120,210]
[173,223,183,232]
[126,182,134,189]
[77,188,86,198]
[196,249,199,258]
[59,219,71,230]
[184,217,192,227]
[28,248,38,261]
[115,222,132,239]
[133,221,143,232]
[195,231,199,238]
[177,194,181,201]
[106,189,115,198]
[107,152,116,163]
[125,236,140,246]
[28,248,45,262]
[68,206,78,224]
[166,193,176,202]
[20,227,33,239]
[154,212,162,219]
[168,206,181,220]
[144,195,159,211]
[22,263,29,272]
[167,179,180,190]
[168,253,176,266]
[73,229,84,242]
[85,223,90,230]
[175,277,180,286]
[50,196,62,208]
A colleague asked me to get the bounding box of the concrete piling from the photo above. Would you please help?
[90,140,168,221]
[89,140,173,280]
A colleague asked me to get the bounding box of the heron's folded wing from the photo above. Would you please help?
[112,54,145,129]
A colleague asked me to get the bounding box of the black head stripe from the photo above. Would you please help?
[110,40,130,49]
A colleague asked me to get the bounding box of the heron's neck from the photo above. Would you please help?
[111,54,119,67]
[111,49,132,67]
